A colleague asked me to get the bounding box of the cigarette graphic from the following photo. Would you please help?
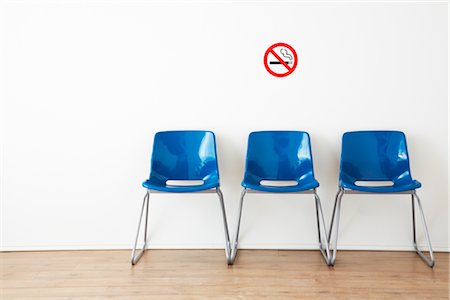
[269,61,293,65]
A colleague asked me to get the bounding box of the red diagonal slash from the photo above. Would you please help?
[270,49,292,71]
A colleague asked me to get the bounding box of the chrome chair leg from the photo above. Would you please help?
[412,191,435,268]
[131,191,150,265]
[314,190,332,265]
[328,188,344,266]
[216,187,233,265]
[230,188,246,264]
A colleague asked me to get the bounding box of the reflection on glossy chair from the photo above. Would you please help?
[328,131,434,267]
[131,130,232,265]
[231,131,331,265]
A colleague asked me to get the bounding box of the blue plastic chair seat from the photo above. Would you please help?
[241,131,319,193]
[340,180,421,193]
[142,130,221,193]
[339,131,421,193]
[143,178,219,193]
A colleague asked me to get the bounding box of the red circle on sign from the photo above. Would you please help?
[264,43,298,77]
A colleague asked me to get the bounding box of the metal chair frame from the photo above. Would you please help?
[131,187,232,265]
[230,188,331,265]
[327,188,435,267]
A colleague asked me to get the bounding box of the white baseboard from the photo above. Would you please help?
[2,243,449,252]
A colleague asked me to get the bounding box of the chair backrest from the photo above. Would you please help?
[244,131,315,181]
[339,131,413,184]
[149,131,219,181]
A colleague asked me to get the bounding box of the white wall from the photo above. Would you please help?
[1,1,448,252]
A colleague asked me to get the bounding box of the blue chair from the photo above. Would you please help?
[231,131,331,265]
[328,131,434,267]
[131,130,232,265]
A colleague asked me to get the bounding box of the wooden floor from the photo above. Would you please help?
[1,250,448,299]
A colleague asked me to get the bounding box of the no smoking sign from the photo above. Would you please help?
[264,43,298,77]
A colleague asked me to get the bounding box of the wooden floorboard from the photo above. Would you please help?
[1,250,448,299]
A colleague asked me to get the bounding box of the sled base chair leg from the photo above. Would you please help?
[327,188,435,268]
[216,187,233,265]
[131,191,150,265]
[230,189,246,264]
[327,188,344,266]
[313,189,332,265]
[412,191,435,267]
[131,188,232,266]
[231,188,332,265]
